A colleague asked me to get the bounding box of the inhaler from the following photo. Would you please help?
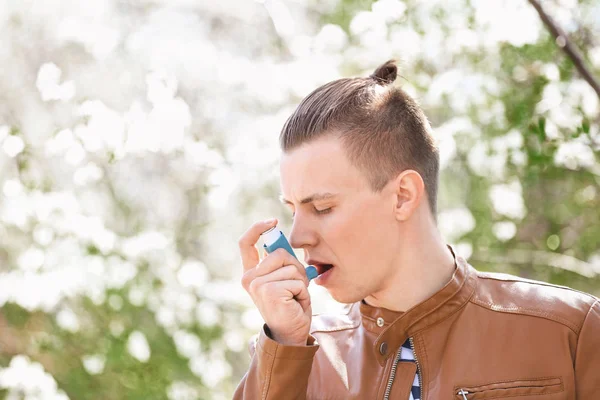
[261,226,319,281]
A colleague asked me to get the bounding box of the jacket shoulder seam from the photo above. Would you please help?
[477,273,599,301]
[470,297,581,333]
[576,299,599,343]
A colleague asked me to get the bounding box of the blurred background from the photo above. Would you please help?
[0,0,599,398]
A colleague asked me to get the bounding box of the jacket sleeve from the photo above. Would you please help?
[233,324,319,400]
[574,299,600,399]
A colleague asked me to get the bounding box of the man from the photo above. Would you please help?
[234,60,600,399]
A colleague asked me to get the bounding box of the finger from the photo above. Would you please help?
[242,257,307,292]
[238,218,278,272]
[256,248,308,285]
[278,280,312,313]
[295,287,311,313]
[247,265,304,297]
[249,265,308,292]
[251,279,311,313]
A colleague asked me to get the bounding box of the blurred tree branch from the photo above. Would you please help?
[472,248,600,278]
[528,0,600,100]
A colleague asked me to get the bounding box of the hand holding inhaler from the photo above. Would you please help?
[261,226,319,281]
[239,219,320,346]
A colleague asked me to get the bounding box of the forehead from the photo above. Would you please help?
[279,136,367,197]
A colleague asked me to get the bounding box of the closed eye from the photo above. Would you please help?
[292,207,332,218]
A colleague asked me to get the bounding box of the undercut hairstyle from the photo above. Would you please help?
[279,60,440,216]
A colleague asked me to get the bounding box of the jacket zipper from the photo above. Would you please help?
[382,337,422,400]
[409,337,423,392]
[383,348,402,400]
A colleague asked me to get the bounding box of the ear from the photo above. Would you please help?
[392,170,425,221]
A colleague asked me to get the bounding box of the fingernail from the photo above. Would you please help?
[263,218,276,225]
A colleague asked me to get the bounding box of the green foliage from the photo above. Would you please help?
[0,1,599,399]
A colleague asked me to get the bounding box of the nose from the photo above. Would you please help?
[288,212,318,250]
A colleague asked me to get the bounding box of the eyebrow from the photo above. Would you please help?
[279,192,338,205]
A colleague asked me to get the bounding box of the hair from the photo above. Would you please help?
[280,60,440,216]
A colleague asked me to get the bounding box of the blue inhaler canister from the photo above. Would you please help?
[261,226,319,281]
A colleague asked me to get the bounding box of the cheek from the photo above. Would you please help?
[325,202,383,259]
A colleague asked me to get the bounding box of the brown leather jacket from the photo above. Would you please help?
[234,252,600,399]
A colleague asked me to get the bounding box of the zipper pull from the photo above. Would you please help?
[457,389,469,399]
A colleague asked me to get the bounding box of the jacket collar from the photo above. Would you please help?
[360,246,478,366]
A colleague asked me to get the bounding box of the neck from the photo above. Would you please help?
[363,210,456,312]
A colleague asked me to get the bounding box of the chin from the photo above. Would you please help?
[327,289,363,305]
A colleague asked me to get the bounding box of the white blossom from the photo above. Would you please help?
[490,180,527,220]
[82,355,106,375]
[127,331,151,363]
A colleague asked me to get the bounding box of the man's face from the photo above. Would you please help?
[280,135,401,303]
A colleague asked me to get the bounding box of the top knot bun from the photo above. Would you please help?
[369,60,397,85]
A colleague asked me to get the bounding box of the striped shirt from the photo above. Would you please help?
[399,338,421,400]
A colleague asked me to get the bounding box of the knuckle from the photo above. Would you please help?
[241,271,252,290]
[248,278,260,295]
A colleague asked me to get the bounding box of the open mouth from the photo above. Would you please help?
[313,263,334,275]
